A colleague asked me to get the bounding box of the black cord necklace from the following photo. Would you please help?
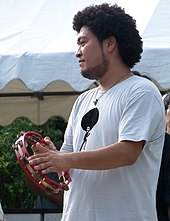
[93,90,107,105]
[93,71,131,106]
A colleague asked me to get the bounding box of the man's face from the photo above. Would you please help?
[76,26,108,80]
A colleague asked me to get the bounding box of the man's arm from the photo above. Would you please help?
[28,140,144,173]
[64,140,144,170]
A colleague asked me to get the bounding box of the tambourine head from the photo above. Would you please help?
[13,131,71,194]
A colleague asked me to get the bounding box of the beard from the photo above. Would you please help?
[81,54,109,80]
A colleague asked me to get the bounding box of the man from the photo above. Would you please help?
[156,93,170,221]
[132,72,170,220]
[28,3,165,221]
[157,132,170,221]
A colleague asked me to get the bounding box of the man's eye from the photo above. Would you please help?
[80,41,86,46]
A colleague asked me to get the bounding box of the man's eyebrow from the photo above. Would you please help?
[77,36,86,44]
[77,37,81,44]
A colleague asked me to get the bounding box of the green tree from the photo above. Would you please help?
[0,116,67,208]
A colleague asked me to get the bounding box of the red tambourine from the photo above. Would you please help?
[13,131,71,194]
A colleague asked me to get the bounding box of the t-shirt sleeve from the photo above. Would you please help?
[119,90,165,142]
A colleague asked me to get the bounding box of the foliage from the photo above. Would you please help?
[0,116,67,208]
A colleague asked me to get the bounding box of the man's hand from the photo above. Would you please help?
[31,137,56,154]
[28,147,69,174]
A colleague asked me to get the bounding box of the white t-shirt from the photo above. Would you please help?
[61,76,166,221]
[0,203,5,221]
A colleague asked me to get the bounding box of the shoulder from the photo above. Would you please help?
[115,75,162,103]
[127,75,160,93]
[123,75,163,103]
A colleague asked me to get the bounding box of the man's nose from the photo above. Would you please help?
[75,47,82,58]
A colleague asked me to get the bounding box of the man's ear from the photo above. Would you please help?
[104,36,117,53]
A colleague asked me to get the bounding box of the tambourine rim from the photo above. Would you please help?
[14,131,71,194]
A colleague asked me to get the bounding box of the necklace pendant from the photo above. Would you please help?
[93,99,98,106]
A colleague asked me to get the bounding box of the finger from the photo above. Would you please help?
[31,144,39,154]
[36,142,50,153]
[28,154,48,167]
[39,167,51,174]
[43,138,56,151]
[40,164,61,174]
[43,137,51,145]
[28,152,46,161]
[31,142,49,154]
[33,161,50,171]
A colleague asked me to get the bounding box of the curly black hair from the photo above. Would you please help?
[73,3,143,68]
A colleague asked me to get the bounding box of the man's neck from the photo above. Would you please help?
[98,69,133,91]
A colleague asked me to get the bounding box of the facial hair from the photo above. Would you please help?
[81,53,109,80]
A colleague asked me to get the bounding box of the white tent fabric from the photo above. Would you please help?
[134,0,170,91]
[1,0,167,126]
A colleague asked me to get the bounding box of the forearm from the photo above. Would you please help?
[65,141,144,170]
[28,140,144,174]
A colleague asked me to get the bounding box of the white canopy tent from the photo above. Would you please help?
[134,0,170,91]
[1,0,168,126]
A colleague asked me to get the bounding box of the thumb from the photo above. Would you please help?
[35,142,49,153]
[43,137,56,151]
